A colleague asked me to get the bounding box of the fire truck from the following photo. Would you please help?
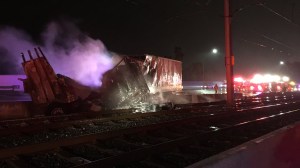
[234,75,296,95]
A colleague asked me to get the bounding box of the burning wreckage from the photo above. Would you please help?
[18,47,183,116]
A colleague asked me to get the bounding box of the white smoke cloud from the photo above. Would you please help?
[41,21,113,87]
[0,20,113,87]
[0,27,36,73]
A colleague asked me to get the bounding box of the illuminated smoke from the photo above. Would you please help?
[0,20,113,87]
[42,21,113,87]
[0,27,36,73]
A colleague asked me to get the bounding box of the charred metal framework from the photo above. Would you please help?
[20,47,77,105]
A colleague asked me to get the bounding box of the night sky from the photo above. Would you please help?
[1,0,300,82]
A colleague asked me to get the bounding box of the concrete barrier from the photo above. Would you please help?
[0,102,30,120]
[165,93,243,104]
[187,122,300,168]
[162,93,226,104]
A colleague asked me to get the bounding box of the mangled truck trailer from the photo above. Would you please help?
[101,54,183,109]
[1,48,183,118]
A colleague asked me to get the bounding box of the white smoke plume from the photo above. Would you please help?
[0,27,36,73]
[0,20,113,87]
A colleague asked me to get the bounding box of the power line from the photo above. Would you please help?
[258,2,299,27]
[236,27,298,57]
[260,34,294,51]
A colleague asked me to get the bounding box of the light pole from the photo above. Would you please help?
[202,48,218,81]
[224,0,234,106]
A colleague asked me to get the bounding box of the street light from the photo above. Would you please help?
[203,48,219,81]
[212,48,218,54]
[279,61,290,77]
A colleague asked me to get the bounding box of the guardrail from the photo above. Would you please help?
[0,85,20,91]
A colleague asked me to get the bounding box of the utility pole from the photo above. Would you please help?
[224,0,234,106]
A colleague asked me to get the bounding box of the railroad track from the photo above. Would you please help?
[0,91,297,131]
[0,110,299,168]
[236,92,299,107]
[0,101,232,138]
[0,92,297,139]
[0,92,300,167]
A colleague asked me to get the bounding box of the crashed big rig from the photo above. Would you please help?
[10,47,182,118]
[19,47,83,116]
